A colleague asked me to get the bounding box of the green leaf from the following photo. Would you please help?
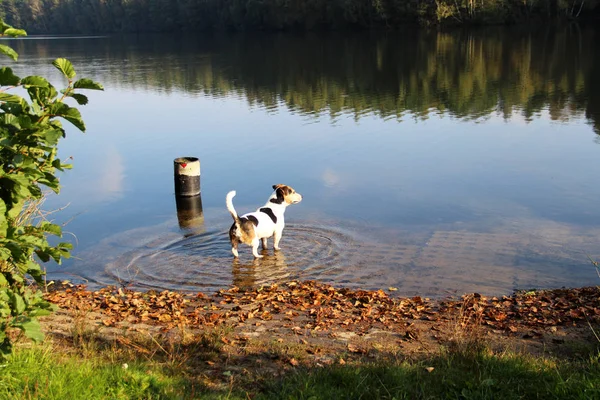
[57,242,73,250]
[16,114,32,128]
[0,113,21,128]
[0,199,6,236]
[9,272,24,284]
[8,200,25,220]
[17,319,45,343]
[51,158,66,171]
[0,21,14,33]
[9,292,26,315]
[26,85,58,108]
[30,308,53,317]
[21,76,51,88]
[73,78,104,90]
[0,92,23,103]
[28,101,43,115]
[39,222,62,236]
[47,248,62,263]
[3,28,27,38]
[52,58,75,79]
[12,154,24,166]
[49,103,85,131]
[37,173,60,193]
[68,93,88,105]
[0,336,12,358]
[0,247,11,261]
[0,67,20,86]
[35,249,50,262]
[11,181,33,200]
[0,44,18,61]
[25,260,44,283]
[19,234,46,248]
[43,129,64,145]
[28,184,42,198]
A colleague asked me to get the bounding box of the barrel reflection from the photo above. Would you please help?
[175,194,205,232]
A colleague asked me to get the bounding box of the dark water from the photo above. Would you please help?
[9,26,600,298]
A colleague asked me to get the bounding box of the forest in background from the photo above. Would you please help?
[0,0,599,34]
[10,26,600,134]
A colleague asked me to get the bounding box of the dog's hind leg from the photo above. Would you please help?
[229,225,240,258]
[251,238,263,258]
[261,238,268,249]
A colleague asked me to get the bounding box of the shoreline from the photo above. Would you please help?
[41,280,600,358]
[43,279,600,328]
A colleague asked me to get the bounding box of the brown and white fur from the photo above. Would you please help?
[226,184,302,258]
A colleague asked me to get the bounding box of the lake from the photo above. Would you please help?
[8,26,600,298]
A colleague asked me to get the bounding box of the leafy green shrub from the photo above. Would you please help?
[0,20,103,359]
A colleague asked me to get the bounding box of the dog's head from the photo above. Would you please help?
[271,184,303,205]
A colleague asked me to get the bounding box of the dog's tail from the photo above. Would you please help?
[226,191,240,223]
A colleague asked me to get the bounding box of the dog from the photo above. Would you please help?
[226,184,302,258]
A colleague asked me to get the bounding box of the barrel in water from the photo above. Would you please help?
[174,157,200,196]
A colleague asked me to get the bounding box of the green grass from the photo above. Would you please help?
[260,350,600,400]
[2,341,600,399]
[0,345,236,400]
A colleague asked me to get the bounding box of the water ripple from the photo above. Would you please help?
[102,224,365,292]
[65,216,599,298]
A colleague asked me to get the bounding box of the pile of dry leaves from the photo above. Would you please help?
[44,281,600,335]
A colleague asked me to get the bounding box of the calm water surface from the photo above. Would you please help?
[9,27,600,298]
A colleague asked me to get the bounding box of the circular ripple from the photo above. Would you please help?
[60,214,599,298]
[102,223,368,292]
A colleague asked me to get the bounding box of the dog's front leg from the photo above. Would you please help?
[273,228,283,250]
[261,238,268,249]
[252,239,263,258]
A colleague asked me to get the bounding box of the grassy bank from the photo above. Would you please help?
[2,282,599,398]
[2,337,599,399]
[264,350,600,399]
[0,345,199,399]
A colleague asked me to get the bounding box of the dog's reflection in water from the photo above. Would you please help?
[231,250,290,290]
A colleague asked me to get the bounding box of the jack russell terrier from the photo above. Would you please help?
[226,184,302,258]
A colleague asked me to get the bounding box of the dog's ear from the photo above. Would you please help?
[270,185,286,204]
